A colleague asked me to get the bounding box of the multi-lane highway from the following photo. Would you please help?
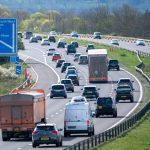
[0,38,142,150]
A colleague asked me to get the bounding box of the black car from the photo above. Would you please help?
[66,44,76,55]
[48,35,56,42]
[81,86,99,99]
[66,74,79,86]
[29,37,38,43]
[86,44,95,52]
[57,42,65,48]
[56,59,65,68]
[117,78,134,90]
[95,97,117,118]
[71,41,79,48]
[115,84,134,102]
[35,35,42,41]
[108,60,120,71]
[61,62,71,73]
[50,84,67,98]
[60,79,74,92]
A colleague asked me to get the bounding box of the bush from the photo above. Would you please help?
[18,37,25,50]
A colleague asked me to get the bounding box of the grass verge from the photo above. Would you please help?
[0,61,29,95]
[93,110,150,150]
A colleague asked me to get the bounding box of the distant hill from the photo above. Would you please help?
[0,0,149,12]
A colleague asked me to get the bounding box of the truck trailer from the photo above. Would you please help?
[88,49,108,83]
[0,89,46,141]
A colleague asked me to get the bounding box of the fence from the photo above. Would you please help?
[63,100,150,150]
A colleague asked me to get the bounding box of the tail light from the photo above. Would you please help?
[32,131,39,135]
[51,130,58,135]
[87,120,90,126]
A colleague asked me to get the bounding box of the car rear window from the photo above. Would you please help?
[36,125,55,131]
[52,85,64,90]
[97,98,112,105]
[61,80,71,84]
[84,87,96,91]
[68,76,77,79]
[109,60,118,64]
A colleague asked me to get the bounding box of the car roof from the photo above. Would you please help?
[61,79,72,81]
[119,78,131,81]
[71,96,87,102]
[52,84,65,86]
[36,123,56,127]
[84,85,96,88]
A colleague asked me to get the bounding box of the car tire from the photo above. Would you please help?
[32,142,37,148]
[130,98,134,103]
[113,112,117,118]
[95,113,99,118]
[64,95,67,98]
[56,141,60,147]
[72,89,74,92]
[60,140,63,146]
[50,96,53,98]
[117,67,120,71]
[64,131,68,137]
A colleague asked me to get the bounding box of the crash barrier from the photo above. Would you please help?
[63,100,150,150]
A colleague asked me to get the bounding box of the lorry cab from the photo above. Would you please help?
[64,97,94,137]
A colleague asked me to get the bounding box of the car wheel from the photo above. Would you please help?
[50,96,53,98]
[117,67,120,71]
[32,142,37,148]
[60,140,63,146]
[130,98,134,103]
[95,113,99,118]
[72,89,74,92]
[56,141,60,147]
[88,131,92,136]
[113,112,117,118]
[64,95,67,98]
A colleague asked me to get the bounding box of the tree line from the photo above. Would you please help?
[0,4,150,39]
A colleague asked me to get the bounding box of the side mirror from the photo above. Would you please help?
[81,88,83,90]
[132,81,134,83]
[98,88,100,90]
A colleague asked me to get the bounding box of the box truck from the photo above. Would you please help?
[64,96,94,137]
[0,89,46,141]
[88,49,108,82]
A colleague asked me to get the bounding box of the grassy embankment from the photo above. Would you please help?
[0,62,30,95]
[62,37,150,150]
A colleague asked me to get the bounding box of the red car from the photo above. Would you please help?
[52,53,61,61]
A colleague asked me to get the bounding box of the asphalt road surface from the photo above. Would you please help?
[0,39,142,150]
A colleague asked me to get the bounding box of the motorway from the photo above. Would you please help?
[77,36,150,54]
[0,38,142,150]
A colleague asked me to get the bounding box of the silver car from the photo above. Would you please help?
[32,123,63,148]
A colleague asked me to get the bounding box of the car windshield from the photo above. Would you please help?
[119,79,131,84]
[49,49,55,51]
[36,125,55,131]
[84,87,96,91]
[80,56,87,59]
[64,63,70,66]
[97,98,112,105]
[68,76,77,79]
[88,45,94,48]
[52,85,64,90]
[67,70,76,74]
[117,86,131,90]
[109,60,118,64]
[58,60,64,63]
[61,80,71,84]
[54,54,60,56]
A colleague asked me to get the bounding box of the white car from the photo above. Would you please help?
[41,39,50,45]
[136,39,145,46]
[111,39,119,45]
[47,48,56,56]
[49,31,57,36]
[58,38,67,45]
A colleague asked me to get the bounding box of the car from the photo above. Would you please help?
[115,84,134,103]
[108,59,120,71]
[66,66,77,73]
[52,53,61,61]
[78,55,88,64]
[50,84,67,98]
[48,35,56,42]
[65,69,78,79]
[93,32,101,39]
[71,31,78,37]
[56,59,65,68]
[49,31,57,36]
[95,97,117,118]
[70,96,87,103]
[58,38,67,45]
[60,79,74,92]
[71,41,79,48]
[29,37,38,43]
[34,35,42,41]
[81,85,99,99]
[57,42,65,48]
[47,48,56,56]
[74,53,81,61]
[61,62,71,73]
[136,39,145,46]
[18,32,23,38]
[111,39,119,45]
[32,123,63,148]
[66,44,76,55]
[24,31,33,39]
[86,44,95,52]
[117,78,134,90]
[66,74,79,86]
[41,39,50,45]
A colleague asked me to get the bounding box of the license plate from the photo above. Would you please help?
[98,106,102,109]
[68,126,76,129]
[121,96,126,98]
[41,137,49,140]
[88,91,92,94]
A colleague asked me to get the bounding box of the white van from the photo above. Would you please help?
[64,97,94,137]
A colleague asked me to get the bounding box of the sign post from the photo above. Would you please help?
[0,19,17,56]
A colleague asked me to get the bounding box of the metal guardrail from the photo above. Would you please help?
[63,100,150,150]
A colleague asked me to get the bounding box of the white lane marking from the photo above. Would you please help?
[19,53,60,95]
[56,112,58,115]
[59,109,63,112]
[17,148,22,150]
[109,75,114,96]
[28,144,32,146]
[107,67,143,130]
[51,115,54,117]
[30,65,38,89]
